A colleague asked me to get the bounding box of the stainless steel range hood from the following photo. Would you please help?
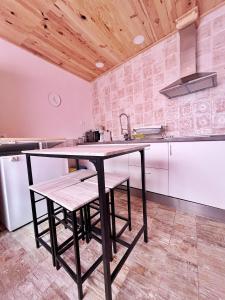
[160,8,217,99]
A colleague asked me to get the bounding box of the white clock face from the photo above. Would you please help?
[48,93,61,107]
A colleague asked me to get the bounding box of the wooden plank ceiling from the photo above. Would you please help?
[0,0,224,81]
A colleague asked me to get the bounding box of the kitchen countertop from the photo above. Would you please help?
[0,137,66,144]
[81,134,225,144]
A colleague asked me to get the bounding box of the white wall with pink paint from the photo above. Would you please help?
[0,38,93,138]
[91,5,225,139]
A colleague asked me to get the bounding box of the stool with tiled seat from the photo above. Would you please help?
[29,169,97,266]
[46,181,110,300]
[85,172,131,253]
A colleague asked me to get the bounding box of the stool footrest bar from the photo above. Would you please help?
[82,255,103,283]
[111,226,144,283]
[116,223,129,238]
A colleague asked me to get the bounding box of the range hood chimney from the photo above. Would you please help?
[160,7,217,99]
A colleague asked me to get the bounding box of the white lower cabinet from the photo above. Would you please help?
[129,165,169,195]
[129,142,169,195]
[129,143,168,169]
[169,141,225,210]
[104,154,129,177]
[82,140,225,210]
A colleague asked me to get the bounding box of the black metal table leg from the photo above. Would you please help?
[110,189,117,254]
[127,179,132,231]
[140,149,148,243]
[49,199,60,270]
[26,155,40,248]
[46,198,56,267]
[93,158,112,300]
[71,210,83,300]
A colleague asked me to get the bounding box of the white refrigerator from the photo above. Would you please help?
[0,154,68,231]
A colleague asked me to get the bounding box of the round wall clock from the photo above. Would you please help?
[48,92,61,107]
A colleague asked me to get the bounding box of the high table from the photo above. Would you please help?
[23,144,149,300]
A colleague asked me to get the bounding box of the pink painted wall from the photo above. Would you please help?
[92,5,225,139]
[0,39,93,138]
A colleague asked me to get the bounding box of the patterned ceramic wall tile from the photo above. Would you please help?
[91,6,225,140]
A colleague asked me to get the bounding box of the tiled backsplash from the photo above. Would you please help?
[91,5,225,140]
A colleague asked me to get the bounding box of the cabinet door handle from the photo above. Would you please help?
[170,144,172,156]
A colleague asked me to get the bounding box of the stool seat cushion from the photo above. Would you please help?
[85,172,129,189]
[46,182,110,211]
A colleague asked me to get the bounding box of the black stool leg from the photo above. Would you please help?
[87,204,91,240]
[110,189,117,254]
[47,198,56,267]
[31,192,40,248]
[71,210,83,300]
[79,208,85,241]
[127,179,132,231]
[49,199,60,270]
[26,155,40,248]
[106,193,113,261]
[84,205,90,243]
[63,208,68,229]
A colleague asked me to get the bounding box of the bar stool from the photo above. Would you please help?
[85,172,131,253]
[46,181,110,300]
[29,169,97,266]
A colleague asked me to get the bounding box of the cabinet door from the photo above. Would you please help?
[129,165,168,195]
[169,141,225,209]
[104,154,129,177]
[129,143,168,169]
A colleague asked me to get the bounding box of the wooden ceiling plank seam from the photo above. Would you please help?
[32,25,105,74]
[97,0,150,55]
[108,0,153,51]
[21,41,93,81]
[22,35,97,78]
[152,0,174,34]
[0,1,41,34]
[164,0,178,30]
[141,0,166,40]
[44,10,114,70]
[175,0,197,18]
[130,0,157,43]
[15,0,57,19]
[89,1,134,55]
[57,0,128,60]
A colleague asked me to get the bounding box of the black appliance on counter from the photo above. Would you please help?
[85,130,100,142]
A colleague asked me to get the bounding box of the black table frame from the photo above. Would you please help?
[25,147,148,300]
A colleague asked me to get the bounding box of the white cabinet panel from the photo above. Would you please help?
[129,143,168,169]
[169,141,225,209]
[104,154,129,177]
[129,165,168,195]
[129,165,142,189]
[148,168,169,195]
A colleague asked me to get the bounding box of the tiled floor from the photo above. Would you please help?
[1,192,225,300]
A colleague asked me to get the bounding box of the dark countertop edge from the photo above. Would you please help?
[80,135,225,145]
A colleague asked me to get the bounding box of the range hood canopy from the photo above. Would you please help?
[160,72,217,99]
[160,7,217,99]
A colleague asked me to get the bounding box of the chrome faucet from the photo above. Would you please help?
[119,113,131,141]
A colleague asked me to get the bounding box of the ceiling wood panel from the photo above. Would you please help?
[0,0,224,81]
